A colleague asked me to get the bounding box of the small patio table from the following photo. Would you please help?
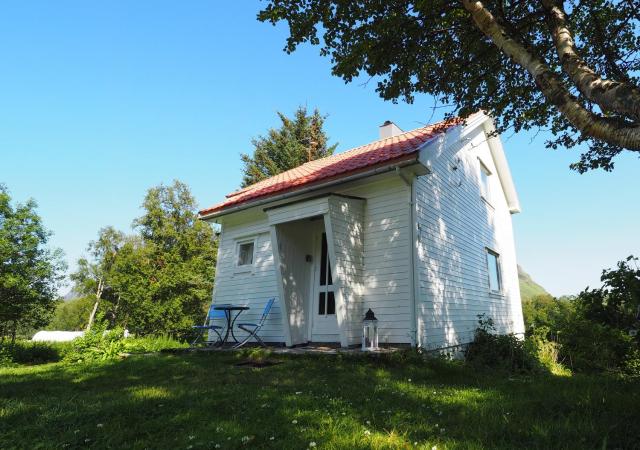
[213,304,250,345]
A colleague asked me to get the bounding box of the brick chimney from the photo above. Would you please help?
[379,120,403,139]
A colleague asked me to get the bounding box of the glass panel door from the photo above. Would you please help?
[311,232,339,340]
[317,233,335,316]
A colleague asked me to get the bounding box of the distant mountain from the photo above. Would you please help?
[63,287,83,302]
[518,265,549,302]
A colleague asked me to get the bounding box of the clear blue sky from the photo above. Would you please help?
[1,1,638,296]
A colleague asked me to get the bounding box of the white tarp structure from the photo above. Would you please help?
[32,330,84,342]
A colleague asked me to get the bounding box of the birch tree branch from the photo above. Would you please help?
[461,0,640,151]
[541,0,640,120]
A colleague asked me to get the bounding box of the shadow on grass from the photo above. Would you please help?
[1,352,639,449]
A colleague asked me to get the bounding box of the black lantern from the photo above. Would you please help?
[362,309,379,351]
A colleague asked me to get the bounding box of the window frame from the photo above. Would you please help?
[485,248,502,294]
[478,159,493,206]
[234,237,257,272]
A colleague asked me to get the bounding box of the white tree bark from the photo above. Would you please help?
[86,278,103,331]
[461,0,640,151]
[541,0,640,121]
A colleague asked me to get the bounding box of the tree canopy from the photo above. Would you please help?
[70,226,125,330]
[0,185,66,342]
[259,1,640,172]
[240,106,338,186]
[70,181,217,338]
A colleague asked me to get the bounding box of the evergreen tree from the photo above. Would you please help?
[240,106,338,187]
[0,185,66,342]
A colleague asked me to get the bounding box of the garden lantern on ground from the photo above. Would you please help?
[362,308,379,351]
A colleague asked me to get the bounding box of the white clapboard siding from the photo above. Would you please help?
[327,196,365,346]
[211,213,284,342]
[339,177,413,344]
[415,127,524,350]
[267,197,330,225]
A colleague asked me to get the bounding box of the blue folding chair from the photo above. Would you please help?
[191,304,226,346]
[233,298,275,349]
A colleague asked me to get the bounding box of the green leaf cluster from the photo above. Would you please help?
[258,1,640,171]
[70,180,217,339]
[0,185,66,342]
[47,296,95,331]
[521,256,640,376]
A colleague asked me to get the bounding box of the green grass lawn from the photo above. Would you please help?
[1,351,639,449]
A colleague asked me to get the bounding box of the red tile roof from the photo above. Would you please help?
[199,118,460,217]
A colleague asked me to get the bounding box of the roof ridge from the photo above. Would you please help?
[203,116,466,216]
[226,121,447,198]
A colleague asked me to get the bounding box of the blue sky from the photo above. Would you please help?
[1,1,638,296]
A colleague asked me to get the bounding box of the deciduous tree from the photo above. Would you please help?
[0,185,65,342]
[112,181,217,337]
[70,226,125,330]
[259,1,640,171]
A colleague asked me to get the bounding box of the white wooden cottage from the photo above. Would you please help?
[199,113,525,350]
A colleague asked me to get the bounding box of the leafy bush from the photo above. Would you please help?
[64,325,126,363]
[557,313,635,373]
[550,257,639,374]
[525,327,571,376]
[0,340,70,367]
[623,349,640,378]
[519,256,640,376]
[123,334,188,354]
[465,315,540,373]
[575,256,640,330]
[522,294,574,337]
[63,325,189,363]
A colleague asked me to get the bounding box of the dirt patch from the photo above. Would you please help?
[234,359,282,369]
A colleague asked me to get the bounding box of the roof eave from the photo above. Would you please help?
[199,154,421,221]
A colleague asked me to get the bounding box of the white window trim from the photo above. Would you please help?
[234,237,257,273]
[485,247,503,294]
[478,158,494,207]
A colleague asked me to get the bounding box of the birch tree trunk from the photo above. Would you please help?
[86,278,104,331]
[541,0,640,120]
[461,0,640,150]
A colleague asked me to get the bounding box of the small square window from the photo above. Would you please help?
[479,161,492,203]
[486,249,501,293]
[236,241,255,267]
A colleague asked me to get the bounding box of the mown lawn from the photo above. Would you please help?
[1,351,639,449]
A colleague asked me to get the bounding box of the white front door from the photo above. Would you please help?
[310,232,339,341]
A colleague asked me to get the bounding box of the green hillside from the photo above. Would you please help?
[518,265,549,301]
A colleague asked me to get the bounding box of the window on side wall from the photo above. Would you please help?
[479,160,492,205]
[486,249,502,293]
[235,239,256,269]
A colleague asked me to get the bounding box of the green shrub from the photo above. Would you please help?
[64,326,188,363]
[0,347,17,367]
[0,340,70,366]
[123,334,188,353]
[622,349,640,378]
[525,327,571,376]
[557,313,633,373]
[465,315,540,373]
[64,325,126,363]
[522,294,574,337]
